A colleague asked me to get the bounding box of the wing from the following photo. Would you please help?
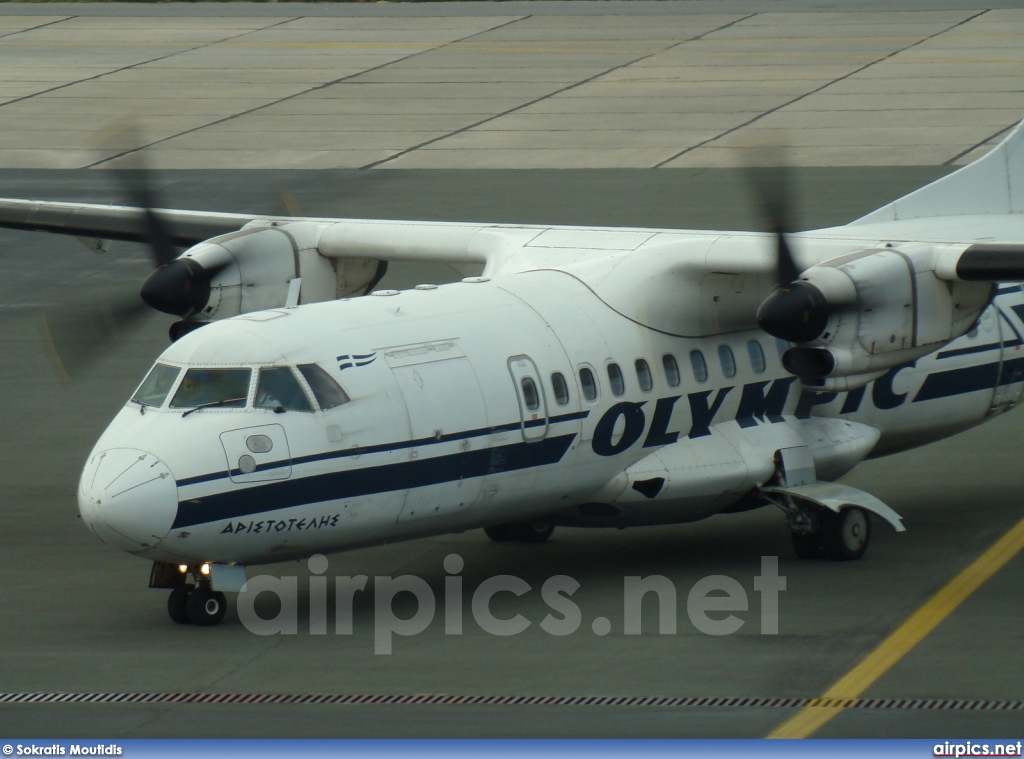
[0,196,522,270]
[0,198,258,247]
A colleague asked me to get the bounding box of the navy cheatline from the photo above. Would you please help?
[172,433,578,529]
[913,357,1024,403]
[176,410,590,488]
[936,339,1020,360]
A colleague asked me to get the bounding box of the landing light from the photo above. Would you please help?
[178,564,188,574]
[200,563,211,576]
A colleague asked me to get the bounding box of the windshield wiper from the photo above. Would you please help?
[181,397,247,417]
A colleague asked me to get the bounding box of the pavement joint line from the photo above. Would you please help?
[84,14,530,170]
[654,8,990,168]
[361,12,756,170]
[653,50,1024,65]
[945,124,1017,165]
[0,16,297,114]
[766,513,1024,739]
[0,16,71,41]
[4,30,1023,50]
[10,44,1024,68]
[0,693,1022,710]
[0,2,1019,18]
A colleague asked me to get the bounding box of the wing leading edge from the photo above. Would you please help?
[0,198,258,248]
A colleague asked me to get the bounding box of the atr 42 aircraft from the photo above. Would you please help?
[2,120,1024,627]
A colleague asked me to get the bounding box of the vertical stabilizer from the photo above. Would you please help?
[853,118,1024,225]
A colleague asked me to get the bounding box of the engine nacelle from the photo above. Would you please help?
[760,246,993,390]
[191,227,299,320]
[140,222,387,330]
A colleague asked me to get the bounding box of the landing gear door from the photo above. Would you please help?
[508,355,548,442]
[220,423,292,484]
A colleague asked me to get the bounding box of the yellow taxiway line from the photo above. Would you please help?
[768,514,1024,738]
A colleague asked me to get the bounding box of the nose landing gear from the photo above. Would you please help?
[183,585,228,626]
[167,583,193,624]
[152,561,229,626]
[167,579,228,626]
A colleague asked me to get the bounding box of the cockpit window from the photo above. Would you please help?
[298,363,350,410]
[255,367,313,412]
[170,368,251,409]
[132,363,181,407]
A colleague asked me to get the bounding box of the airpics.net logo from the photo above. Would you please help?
[236,554,787,654]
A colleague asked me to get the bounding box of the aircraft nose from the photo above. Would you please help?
[78,448,177,553]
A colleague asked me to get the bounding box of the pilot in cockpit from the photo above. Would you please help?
[255,367,313,412]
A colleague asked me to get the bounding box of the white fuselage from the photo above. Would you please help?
[77,250,1024,567]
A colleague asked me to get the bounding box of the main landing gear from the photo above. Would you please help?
[484,522,555,543]
[792,506,871,561]
[769,494,872,561]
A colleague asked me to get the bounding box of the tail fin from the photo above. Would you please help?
[853,118,1024,225]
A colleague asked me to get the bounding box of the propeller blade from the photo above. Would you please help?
[40,293,152,382]
[40,124,184,382]
[281,189,301,217]
[953,243,1024,281]
[743,145,801,287]
[775,228,800,289]
[744,143,833,345]
[97,123,178,268]
[110,166,178,269]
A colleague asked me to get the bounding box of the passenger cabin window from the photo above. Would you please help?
[132,363,180,407]
[297,363,350,410]
[690,350,709,383]
[635,359,653,392]
[607,363,625,396]
[663,354,681,388]
[718,345,737,378]
[256,367,313,412]
[748,340,767,374]
[551,372,570,406]
[521,376,540,411]
[170,368,251,409]
[579,367,598,402]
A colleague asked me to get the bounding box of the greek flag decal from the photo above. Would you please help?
[337,353,377,371]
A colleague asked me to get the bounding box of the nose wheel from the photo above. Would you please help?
[186,587,228,626]
[167,583,194,624]
[166,579,228,626]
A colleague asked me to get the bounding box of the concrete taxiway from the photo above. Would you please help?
[1,1,1024,740]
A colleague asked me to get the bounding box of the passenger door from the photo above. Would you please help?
[508,354,549,442]
[992,308,1024,411]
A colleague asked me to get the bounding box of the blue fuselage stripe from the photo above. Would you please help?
[936,337,1021,359]
[913,356,1024,402]
[172,432,578,529]
[176,410,589,488]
